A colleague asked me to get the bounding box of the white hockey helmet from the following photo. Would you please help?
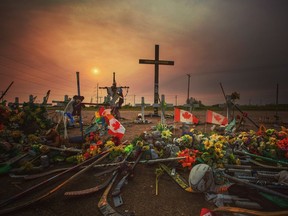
[189,164,214,192]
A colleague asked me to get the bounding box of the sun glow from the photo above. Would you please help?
[92,67,99,75]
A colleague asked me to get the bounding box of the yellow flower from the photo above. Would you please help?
[242,136,249,143]
[105,140,115,148]
[209,134,218,142]
[136,140,144,147]
[181,134,193,144]
[214,148,222,154]
[269,137,277,145]
[161,130,172,139]
[76,155,85,163]
[214,142,223,150]
[142,145,150,151]
[204,140,213,150]
[215,148,224,159]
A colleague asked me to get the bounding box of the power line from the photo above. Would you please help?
[0,56,76,87]
[0,65,74,90]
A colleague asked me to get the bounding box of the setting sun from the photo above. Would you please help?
[92,67,99,75]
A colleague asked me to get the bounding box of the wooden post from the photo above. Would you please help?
[76,72,83,139]
[76,72,81,96]
[0,81,14,101]
[96,83,99,104]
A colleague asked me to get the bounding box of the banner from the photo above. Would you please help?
[206,110,228,126]
[174,108,199,124]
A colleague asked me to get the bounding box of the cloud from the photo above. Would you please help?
[0,0,288,105]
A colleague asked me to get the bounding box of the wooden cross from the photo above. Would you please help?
[135,96,151,123]
[139,44,174,116]
[99,72,129,106]
[153,94,173,124]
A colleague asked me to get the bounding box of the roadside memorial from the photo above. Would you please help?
[0,103,133,214]
[1,104,288,215]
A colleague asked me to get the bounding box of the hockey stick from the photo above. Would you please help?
[98,171,123,216]
[64,169,119,196]
[222,172,288,200]
[0,141,128,215]
[212,206,288,216]
[235,150,288,166]
[159,163,195,193]
[111,151,143,197]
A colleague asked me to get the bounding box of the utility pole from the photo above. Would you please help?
[96,83,99,104]
[186,74,191,104]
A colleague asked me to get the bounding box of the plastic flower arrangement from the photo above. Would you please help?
[155,122,169,132]
[104,140,125,159]
[161,129,172,140]
[177,148,199,169]
[104,140,115,148]
[88,144,101,156]
[66,154,85,164]
[232,127,288,160]
[179,134,193,148]
[196,134,239,168]
[124,144,134,154]
[277,137,288,151]
[277,137,288,159]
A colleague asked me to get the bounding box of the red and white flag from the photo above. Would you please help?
[103,112,125,139]
[206,110,228,126]
[174,108,199,124]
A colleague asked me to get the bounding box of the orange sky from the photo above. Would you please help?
[1,0,288,106]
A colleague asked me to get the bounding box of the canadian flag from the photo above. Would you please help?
[174,108,199,124]
[102,111,125,139]
[206,110,228,126]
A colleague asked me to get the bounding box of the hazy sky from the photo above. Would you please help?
[0,0,287,106]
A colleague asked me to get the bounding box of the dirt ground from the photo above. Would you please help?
[0,109,287,216]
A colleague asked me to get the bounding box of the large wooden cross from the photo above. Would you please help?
[139,44,174,116]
